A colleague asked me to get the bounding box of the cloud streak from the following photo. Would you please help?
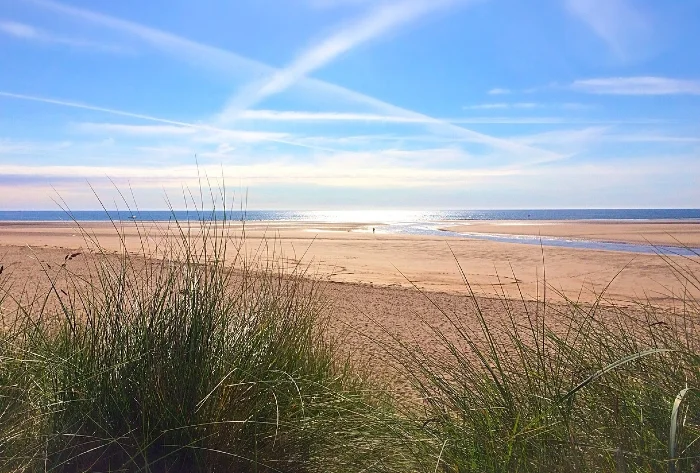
[23,0,269,78]
[73,122,291,142]
[463,102,596,111]
[463,102,542,110]
[240,110,426,122]
[0,20,39,38]
[238,110,653,125]
[512,127,609,147]
[307,0,381,9]
[222,0,466,115]
[565,0,650,58]
[0,91,337,151]
[0,19,124,52]
[74,123,197,136]
[572,77,700,95]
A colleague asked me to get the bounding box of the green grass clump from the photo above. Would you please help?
[393,256,700,473]
[0,214,406,472]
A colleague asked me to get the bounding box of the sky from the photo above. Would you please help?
[0,0,699,210]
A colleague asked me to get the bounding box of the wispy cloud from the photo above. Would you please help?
[23,0,268,78]
[239,110,654,125]
[24,0,563,163]
[247,92,565,157]
[564,0,650,58]
[239,110,424,122]
[463,102,542,110]
[561,102,596,111]
[0,92,335,151]
[487,88,511,95]
[512,127,700,148]
[74,123,197,136]
[463,103,508,110]
[0,19,124,52]
[221,0,467,117]
[463,102,597,111]
[0,138,72,155]
[512,127,608,147]
[512,103,541,109]
[248,110,578,125]
[308,0,382,8]
[572,77,700,95]
[240,109,557,124]
[73,122,291,143]
[0,20,38,38]
[451,117,566,124]
[607,134,700,143]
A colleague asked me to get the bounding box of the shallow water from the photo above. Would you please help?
[375,223,700,256]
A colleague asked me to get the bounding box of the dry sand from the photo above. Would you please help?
[1,220,697,386]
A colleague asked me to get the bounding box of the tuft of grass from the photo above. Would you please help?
[0,208,409,472]
[387,249,700,473]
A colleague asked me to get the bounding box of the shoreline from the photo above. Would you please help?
[438,219,700,248]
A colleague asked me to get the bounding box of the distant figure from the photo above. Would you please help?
[372,227,375,234]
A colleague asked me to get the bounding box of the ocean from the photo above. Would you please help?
[1,209,699,223]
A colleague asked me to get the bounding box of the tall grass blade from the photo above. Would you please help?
[669,387,692,473]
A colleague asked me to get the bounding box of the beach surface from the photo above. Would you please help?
[2,219,698,385]
[440,220,700,247]
[1,219,698,305]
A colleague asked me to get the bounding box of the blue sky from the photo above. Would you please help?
[1,0,699,210]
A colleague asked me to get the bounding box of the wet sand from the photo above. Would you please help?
[440,220,700,247]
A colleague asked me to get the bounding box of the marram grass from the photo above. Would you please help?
[387,252,700,473]
[0,213,408,472]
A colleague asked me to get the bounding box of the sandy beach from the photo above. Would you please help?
[1,219,698,305]
[1,218,698,391]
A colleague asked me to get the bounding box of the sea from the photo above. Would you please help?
[1,209,699,256]
[1,208,700,223]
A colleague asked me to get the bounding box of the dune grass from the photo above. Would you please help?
[0,212,409,472]
[0,207,698,472]
[388,252,700,472]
